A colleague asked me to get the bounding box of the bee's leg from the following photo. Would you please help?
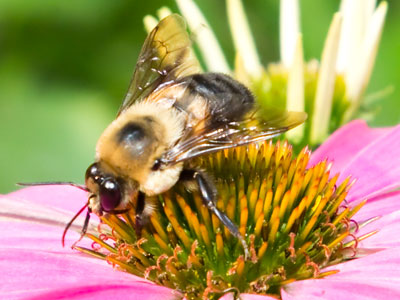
[179,169,249,259]
[71,210,91,249]
[134,191,146,238]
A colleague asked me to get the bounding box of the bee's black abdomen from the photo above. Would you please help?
[184,73,254,124]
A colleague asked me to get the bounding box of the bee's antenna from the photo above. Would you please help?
[62,202,89,247]
[17,182,89,192]
[17,182,91,247]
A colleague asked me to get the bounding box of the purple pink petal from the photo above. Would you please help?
[0,191,180,300]
[310,120,400,202]
[281,248,400,300]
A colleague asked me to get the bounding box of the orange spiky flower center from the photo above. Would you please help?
[76,141,368,299]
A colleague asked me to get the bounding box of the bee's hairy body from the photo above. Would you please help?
[62,14,306,258]
[92,73,254,216]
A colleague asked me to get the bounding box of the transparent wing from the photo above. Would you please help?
[118,14,201,115]
[161,109,307,164]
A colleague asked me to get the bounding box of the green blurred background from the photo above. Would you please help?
[1,0,399,193]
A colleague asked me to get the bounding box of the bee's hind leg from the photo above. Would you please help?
[179,169,249,259]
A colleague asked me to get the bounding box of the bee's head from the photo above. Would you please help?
[85,162,122,215]
[95,115,167,185]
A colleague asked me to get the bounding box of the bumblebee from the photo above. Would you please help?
[32,14,306,258]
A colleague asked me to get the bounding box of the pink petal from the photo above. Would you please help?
[1,211,91,250]
[0,192,98,246]
[0,194,178,299]
[358,214,400,249]
[355,206,400,250]
[353,190,400,222]
[350,191,400,249]
[310,120,391,173]
[219,292,277,299]
[8,185,88,213]
[0,248,178,300]
[281,248,400,300]
[1,190,178,299]
[310,120,400,202]
[341,124,400,202]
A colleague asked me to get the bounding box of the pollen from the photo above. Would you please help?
[77,141,366,299]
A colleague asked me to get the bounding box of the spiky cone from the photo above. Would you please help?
[77,141,367,299]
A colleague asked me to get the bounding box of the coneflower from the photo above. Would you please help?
[77,140,371,299]
[1,121,400,299]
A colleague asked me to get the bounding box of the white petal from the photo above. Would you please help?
[234,53,251,86]
[143,15,159,33]
[365,0,378,22]
[280,0,301,68]
[336,0,367,73]
[176,0,230,73]
[227,0,262,76]
[286,34,304,141]
[336,0,356,73]
[344,1,387,121]
[311,13,342,144]
[337,0,377,73]
[157,7,172,20]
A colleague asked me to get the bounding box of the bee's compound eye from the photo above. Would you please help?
[99,179,121,212]
[86,163,101,182]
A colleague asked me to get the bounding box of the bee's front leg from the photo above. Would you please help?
[134,191,146,238]
[179,169,249,259]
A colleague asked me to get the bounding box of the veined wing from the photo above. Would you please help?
[118,14,201,115]
[160,108,307,164]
